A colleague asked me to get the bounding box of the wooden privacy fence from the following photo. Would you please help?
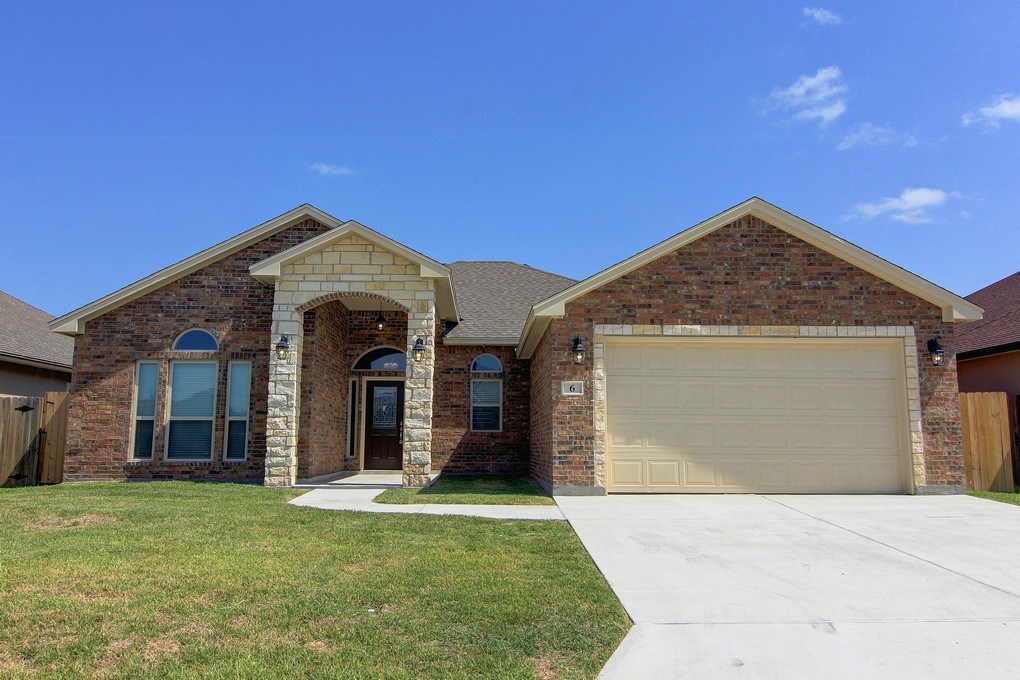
[0,391,68,487]
[960,391,1018,493]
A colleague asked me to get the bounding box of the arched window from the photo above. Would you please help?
[354,347,406,371]
[471,354,502,373]
[470,354,502,432]
[172,329,218,351]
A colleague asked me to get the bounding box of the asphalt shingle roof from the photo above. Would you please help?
[956,270,1020,356]
[445,262,576,342]
[0,290,74,368]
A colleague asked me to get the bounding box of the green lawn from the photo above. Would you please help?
[969,488,1020,507]
[375,475,555,506]
[0,482,627,679]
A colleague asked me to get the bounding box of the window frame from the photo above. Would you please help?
[223,360,251,461]
[171,328,219,352]
[353,346,407,371]
[346,378,358,460]
[164,359,218,461]
[470,377,503,433]
[129,360,159,460]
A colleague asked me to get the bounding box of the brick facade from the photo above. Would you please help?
[432,345,530,474]
[529,216,963,492]
[63,208,967,494]
[65,218,332,481]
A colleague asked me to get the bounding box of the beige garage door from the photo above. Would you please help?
[606,338,908,493]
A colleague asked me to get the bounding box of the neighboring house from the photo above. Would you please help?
[0,290,73,397]
[956,270,1020,397]
[49,198,982,495]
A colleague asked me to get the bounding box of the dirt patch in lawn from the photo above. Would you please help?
[25,514,117,532]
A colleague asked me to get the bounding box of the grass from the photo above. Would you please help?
[0,482,628,679]
[374,475,555,506]
[969,488,1020,507]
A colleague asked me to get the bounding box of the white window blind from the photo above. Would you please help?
[225,362,250,460]
[167,361,217,459]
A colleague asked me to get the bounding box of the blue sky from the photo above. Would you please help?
[2,2,1018,316]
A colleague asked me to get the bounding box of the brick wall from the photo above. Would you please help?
[432,345,530,474]
[65,218,332,481]
[298,301,349,479]
[530,216,963,490]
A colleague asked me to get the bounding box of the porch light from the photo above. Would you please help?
[275,334,290,360]
[571,336,586,365]
[412,337,426,362]
[375,313,386,331]
[927,337,946,367]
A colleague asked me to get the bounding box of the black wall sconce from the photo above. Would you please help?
[572,336,586,365]
[927,337,946,366]
[412,337,426,362]
[275,334,290,360]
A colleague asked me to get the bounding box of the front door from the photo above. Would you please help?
[364,381,404,470]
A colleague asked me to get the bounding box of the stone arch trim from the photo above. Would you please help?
[296,291,411,314]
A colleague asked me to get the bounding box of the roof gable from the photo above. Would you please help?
[249,220,458,323]
[49,204,342,336]
[517,197,983,358]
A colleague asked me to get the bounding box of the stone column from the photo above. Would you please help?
[264,295,302,487]
[402,297,436,487]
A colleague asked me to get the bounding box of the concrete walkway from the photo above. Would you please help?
[288,487,565,521]
[556,494,1020,679]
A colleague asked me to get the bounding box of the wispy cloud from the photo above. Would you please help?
[802,7,843,25]
[837,123,918,150]
[768,66,848,127]
[309,163,358,176]
[852,187,959,224]
[962,93,1020,129]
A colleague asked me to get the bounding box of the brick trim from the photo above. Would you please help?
[591,324,926,493]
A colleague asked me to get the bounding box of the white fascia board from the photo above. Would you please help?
[48,204,343,336]
[521,197,982,347]
[515,314,552,359]
[442,336,520,346]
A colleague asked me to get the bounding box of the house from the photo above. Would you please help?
[956,270,1020,396]
[49,198,982,495]
[1,290,73,397]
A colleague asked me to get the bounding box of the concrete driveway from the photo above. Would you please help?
[557,494,1020,679]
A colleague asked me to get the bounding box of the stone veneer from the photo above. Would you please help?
[591,324,926,492]
[263,234,437,487]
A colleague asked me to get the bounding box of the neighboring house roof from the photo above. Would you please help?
[0,290,74,371]
[956,270,1020,358]
[249,219,459,324]
[517,197,984,358]
[445,262,576,345]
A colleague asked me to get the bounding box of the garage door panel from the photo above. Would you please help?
[609,459,643,487]
[606,338,907,493]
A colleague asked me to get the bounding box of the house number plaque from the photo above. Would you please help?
[561,381,583,396]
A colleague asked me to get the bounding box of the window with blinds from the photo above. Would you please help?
[471,378,502,432]
[167,361,217,459]
[131,361,159,459]
[224,361,251,460]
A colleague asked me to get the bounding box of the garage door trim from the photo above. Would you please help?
[592,324,924,494]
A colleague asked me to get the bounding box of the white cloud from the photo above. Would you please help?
[768,66,848,127]
[309,163,358,176]
[837,123,918,150]
[853,187,959,224]
[803,7,843,25]
[962,93,1020,129]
